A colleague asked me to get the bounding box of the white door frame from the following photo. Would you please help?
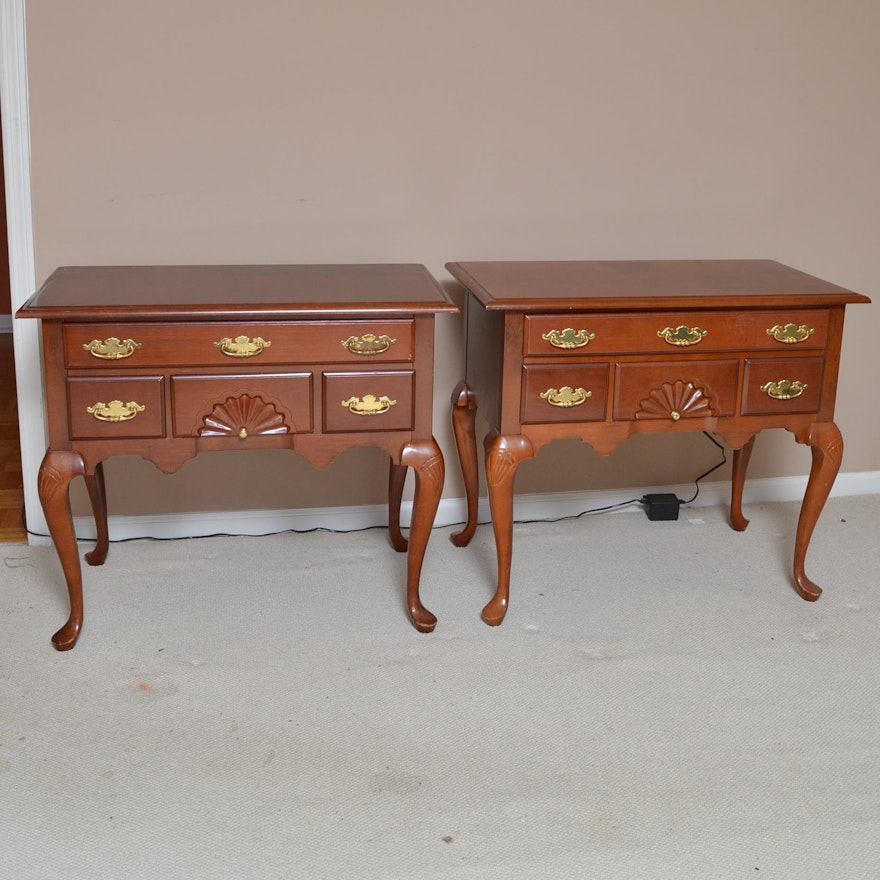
[1,0,48,538]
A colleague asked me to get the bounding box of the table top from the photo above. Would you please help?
[445,259,870,311]
[18,264,458,321]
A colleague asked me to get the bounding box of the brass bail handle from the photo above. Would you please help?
[767,323,815,344]
[341,334,396,355]
[539,386,592,407]
[341,394,397,415]
[86,400,146,422]
[658,325,707,346]
[760,379,807,400]
[83,337,142,360]
[541,328,595,349]
[214,336,271,357]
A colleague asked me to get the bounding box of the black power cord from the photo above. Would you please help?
[639,432,728,519]
[511,495,642,526]
[679,432,728,504]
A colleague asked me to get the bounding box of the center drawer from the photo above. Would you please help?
[65,320,415,368]
[171,373,313,437]
[614,360,739,420]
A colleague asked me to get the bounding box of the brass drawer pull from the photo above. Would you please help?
[539,386,592,407]
[541,328,595,349]
[213,335,271,357]
[341,394,397,415]
[83,337,142,360]
[86,400,146,422]
[341,333,396,355]
[767,323,815,344]
[658,325,707,346]
[760,379,807,400]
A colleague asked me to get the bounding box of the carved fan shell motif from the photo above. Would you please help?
[634,380,716,421]
[199,395,290,436]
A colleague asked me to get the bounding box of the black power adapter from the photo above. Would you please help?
[642,493,681,521]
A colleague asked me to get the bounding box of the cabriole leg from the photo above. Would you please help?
[730,435,756,531]
[450,381,479,547]
[482,432,534,626]
[399,439,445,633]
[387,461,408,552]
[792,422,843,601]
[84,461,109,566]
[37,449,86,651]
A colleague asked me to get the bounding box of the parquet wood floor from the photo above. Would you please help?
[0,332,27,543]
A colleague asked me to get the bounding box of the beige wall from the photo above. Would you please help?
[23,0,880,517]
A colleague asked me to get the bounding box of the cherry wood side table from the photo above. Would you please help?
[446,259,870,625]
[18,264,457,649]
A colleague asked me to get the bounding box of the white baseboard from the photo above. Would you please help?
[23,470,879,545]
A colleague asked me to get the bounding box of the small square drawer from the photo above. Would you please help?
[323,371,414,433]
[524,309,829,356]
[614,360,739,420]
[742,357,824,415]
[521,364,609,423]
[170,373,313,437]
[67,377,165,439]
[65,320,415,368]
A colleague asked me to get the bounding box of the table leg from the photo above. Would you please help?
[482,431,534,626]
[399,438,445,633]
[730,435,756,531]
[37,449,86,651]
[451,381,479,547]
[84,461,110,566]
[792,421,843,601]
[387,461,408,552]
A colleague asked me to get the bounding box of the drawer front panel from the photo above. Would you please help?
[66,320,415,368]
[525,310,829,356]
[171,374,313,437]
[742,357,825,415]
[521,364,609,424]
[614,360,739,420]
[323,371,414,433]
[67,377,165,439]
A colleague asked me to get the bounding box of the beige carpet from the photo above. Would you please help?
[2,494,879,879]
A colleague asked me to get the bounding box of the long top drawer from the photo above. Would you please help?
[524,309,829,356]
[64,320,414,368]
